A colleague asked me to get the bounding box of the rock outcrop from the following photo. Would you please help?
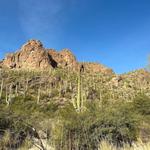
[1,39,114,74]
[79,62,114,74]
[2,40,52,70]
[48,49,78,70]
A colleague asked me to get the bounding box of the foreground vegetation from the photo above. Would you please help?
[98,140,150,150]
[0,69,150,149]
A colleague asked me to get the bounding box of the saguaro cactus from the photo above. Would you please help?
[5,86,8,106]
[72,71,86,112]
[15,84,18,96]
[59,82,62,97]
[8,84,12,105]
[77,72,82,111]
[37,84,41,104]
[0,79,3,99]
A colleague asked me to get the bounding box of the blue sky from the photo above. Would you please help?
[0,0,150,73]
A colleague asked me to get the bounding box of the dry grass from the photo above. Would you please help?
[99,140,150,150]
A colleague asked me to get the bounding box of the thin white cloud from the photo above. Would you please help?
[18,0,76,39]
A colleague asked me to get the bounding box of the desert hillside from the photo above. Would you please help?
[0,40,150,150]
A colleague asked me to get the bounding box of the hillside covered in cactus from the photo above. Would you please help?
[0,40,150,150]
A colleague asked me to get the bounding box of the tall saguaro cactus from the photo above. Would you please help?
[73,70,86,112]
[37,87,41,104]
[77,72,82,111]
[0,79,3,99]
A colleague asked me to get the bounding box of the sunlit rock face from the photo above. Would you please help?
[1,39,114,75]
[79,62,114,75]
[2,40,53,70]
[48,48,78,70]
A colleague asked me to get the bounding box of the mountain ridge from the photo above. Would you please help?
[0,39,114,75]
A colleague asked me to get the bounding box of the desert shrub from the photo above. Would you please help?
[132,94,150,141]
[85,101,140,146]
[133,94,150,116]
[39,102,59,117]
[50,101,140,149]
[0,111,30,149]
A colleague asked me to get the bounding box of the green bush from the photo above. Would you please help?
[133,94,150,116]
[50,101,140,149]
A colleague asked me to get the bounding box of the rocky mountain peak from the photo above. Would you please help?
[21,39,43,50]
[2,40,51,70]
[1,39,114,75]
